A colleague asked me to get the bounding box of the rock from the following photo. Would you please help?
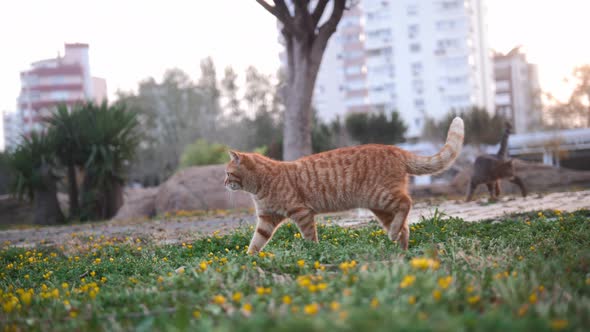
[112,187,158,220]
[154,165,253,214]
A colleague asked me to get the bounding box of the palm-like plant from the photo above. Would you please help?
[45,104,85,219]
[77,101,141,220]
[9,131,64,225]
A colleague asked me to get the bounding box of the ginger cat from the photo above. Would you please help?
[224,117,464,254]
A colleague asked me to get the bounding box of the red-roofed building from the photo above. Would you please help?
[6,43,107,149]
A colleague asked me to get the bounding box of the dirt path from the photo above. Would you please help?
[1,190,589,248]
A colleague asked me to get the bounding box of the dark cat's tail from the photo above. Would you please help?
[403,117,464,175]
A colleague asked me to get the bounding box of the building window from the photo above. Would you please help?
[437,0,462,11]
[414,99,424,108]
[408,24,419,39]
[407,4,418,16]
[410,43,421,53]
[496,80,510,91]
[411,62,423,76]
[345,65,363,75]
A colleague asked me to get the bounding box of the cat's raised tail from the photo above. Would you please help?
[403,117,464,175]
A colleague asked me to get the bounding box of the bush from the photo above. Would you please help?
[179,139,229,167]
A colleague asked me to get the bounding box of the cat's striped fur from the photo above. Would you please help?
[224,117,464,254]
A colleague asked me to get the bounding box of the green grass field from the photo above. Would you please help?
[1,209,589,331]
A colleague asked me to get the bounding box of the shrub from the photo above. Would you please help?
[179,139,229,167]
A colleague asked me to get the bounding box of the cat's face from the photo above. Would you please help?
[224,150,245,191]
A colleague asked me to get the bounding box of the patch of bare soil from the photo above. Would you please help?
[1,190,588,248]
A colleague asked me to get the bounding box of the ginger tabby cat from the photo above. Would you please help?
[224,117,464,254]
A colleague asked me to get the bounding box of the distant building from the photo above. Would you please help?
[493,47,542,134]
[2,111,23,151]
[5,43,106,150]
[300,0,495,138]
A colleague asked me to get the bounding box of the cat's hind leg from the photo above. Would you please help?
[466,179,478,202]
[494,180,502,198]
[289,208,318,242]
[485,182,495,200]
[248,213,285,254]
[371,193,412,250]
[510,176,528,197]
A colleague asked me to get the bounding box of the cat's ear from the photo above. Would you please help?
[228,150,241,164]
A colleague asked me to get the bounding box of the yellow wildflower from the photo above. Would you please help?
[232,292,243,303]
[529,292,537,304]
[242,303,253,314]
[410,257,440,270]
[213,295,226,305]
[467,295,480,305]
[62,282,69,290]
[283,295,292,305]
[199,261,208,271]
[432,289,442,301]
[408,296,416,305]
[330,301,340,311]
[370,297,379,308]
[550,319,568,331]
[304,303,320,315]
[400,275,416,288]
[437,276,453,290]
[297,260,305,267]
[193,310,201,318]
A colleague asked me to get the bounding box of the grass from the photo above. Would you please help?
[1,209,589,331]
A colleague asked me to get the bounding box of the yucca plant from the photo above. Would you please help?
[76,101,141,220]
[45,104,85,219]
[8,131,64,225]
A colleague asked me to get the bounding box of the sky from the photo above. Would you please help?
[1,0,589,149]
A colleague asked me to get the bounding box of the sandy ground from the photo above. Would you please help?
[1,190,589,248]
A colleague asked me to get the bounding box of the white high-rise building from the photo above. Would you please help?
[311,0,495,138]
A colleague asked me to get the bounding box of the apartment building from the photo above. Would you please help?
[5,43,106,150]
[312,0,495,137]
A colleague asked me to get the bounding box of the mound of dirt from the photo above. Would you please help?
[154,165,252,214]
[112,188,159,221]
[0,195,33,226]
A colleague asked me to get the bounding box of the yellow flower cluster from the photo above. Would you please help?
[437,276,453,290]
[410,257,440,270]
[256,287,272,295]
[400,275,416,288]
[304,302,320,315]
[339,260,357,274]
[296,275,327,293]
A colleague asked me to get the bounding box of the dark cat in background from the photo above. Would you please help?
[466,122,527,201]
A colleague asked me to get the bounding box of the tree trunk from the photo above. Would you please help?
[66,162,80,219]
[34,164,64,225]
[283,40,323,161]
[104,178,124,219]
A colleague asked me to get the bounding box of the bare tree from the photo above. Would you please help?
[255,0,347,160]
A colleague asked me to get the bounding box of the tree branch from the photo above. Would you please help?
[312,0,329,27]
[255,0,299,36]
[317,0,346,37]
[310,0,346,65]
[255,0,277,16]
